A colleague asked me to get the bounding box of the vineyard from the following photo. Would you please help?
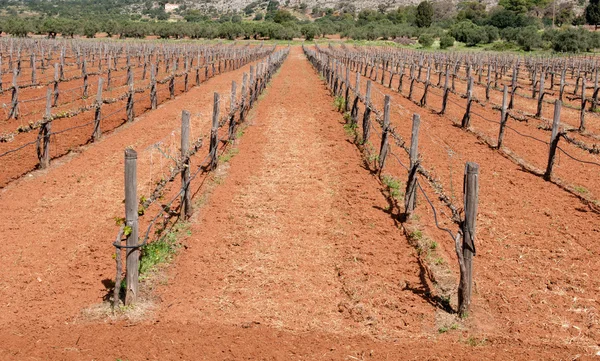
[0,39,599,360]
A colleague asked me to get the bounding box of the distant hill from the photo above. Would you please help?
[180,0,499,14]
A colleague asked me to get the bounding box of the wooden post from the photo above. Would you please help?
[82,60,89,98]
[124,148,139,306]
[535,71,546,118]
[497,85,509,149]
[579,77,587,132]
[362,80,372,144]
[240,73,247,122]
[38,88,52,169]
[9,69,19,120]
[344,67,350,113]
[419,67,430,107]
[592,68,599,112]
[559,68,566,101]
[485,65,491,101]
[228,81,237,141]
[169,72,175,99]
[209,92,220,170]
[544,100,562,181]
[181,110,192,219]
[457,162,479,318]
[404,113,420,217]
[509,66,518,109]
[93,78,103,141]
[461,77,473,129]
[408,64,415,100]
[126,66,133,86]
[150,66,157,110]
[126,81,134,123]
[440,67,450,115]
[31,52,37,85]
[378,95,391,171]
[53,63,59,107]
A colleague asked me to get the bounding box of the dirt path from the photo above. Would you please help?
[156,46,433,339]
[0,46,588,360]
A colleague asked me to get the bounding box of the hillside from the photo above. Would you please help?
[182,0,498,14]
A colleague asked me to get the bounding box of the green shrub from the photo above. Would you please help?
[552,28,590,52]
[516,26,542,51]
[439,34,455,49]
[418,33,434,47]
[450,20,487,46]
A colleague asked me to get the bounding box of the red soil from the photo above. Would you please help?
[0,46,597,360]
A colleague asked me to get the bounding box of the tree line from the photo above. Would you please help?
[1,0,600,52]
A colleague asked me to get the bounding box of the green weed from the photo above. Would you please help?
[139,222,189,276]
[343,122,358,138]
[465,336,487,347]
[334,96,346,111]
[219,148,239,163]
[382,174,404,201]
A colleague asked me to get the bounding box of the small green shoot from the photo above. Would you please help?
[382,174,404,201]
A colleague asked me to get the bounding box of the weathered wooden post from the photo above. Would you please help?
[559,68,566,101]
[509,65,518,109]
[535,71,546,118]
[124,148,139,306]
[378,95,391,171]
[344,67,350,113]
[209,92,220,170]
[169,71,175,99]
[350,73,360,127]
[9,69,19,120]
[150,66,157,110]
[228,81,237,141]
[53,63,60,107]
[485,65,491,101]
[461,77,474,129]
[408,63,415,100]
[181,110,192,219]
[240,73,247,122]
[579,77,587,132]
[93,78,103,141]
[457,162,479,318]
[31,52,37,85]
[404,113,421,218]
[249,65,255,107]
[126,80,134,123]
[497,85,509,149]
[362,80,372,144]
[38,88,52,169]
[419,67,430,107]
[82,60,89,98]
[440,67,450,115]
[544,100,562,181]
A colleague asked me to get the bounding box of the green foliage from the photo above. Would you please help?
[415,1,434,28]
[301,23,319,40]
[139,222,188,275]
[334,96,346,111]
[418,33,434,47]
[343,122,358,137]
[382,175,404,201]
[450,20,487,46]
[586,0,600,28]
[552,28,593,52]
[439,34,455,49]
[516,25,542,51]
